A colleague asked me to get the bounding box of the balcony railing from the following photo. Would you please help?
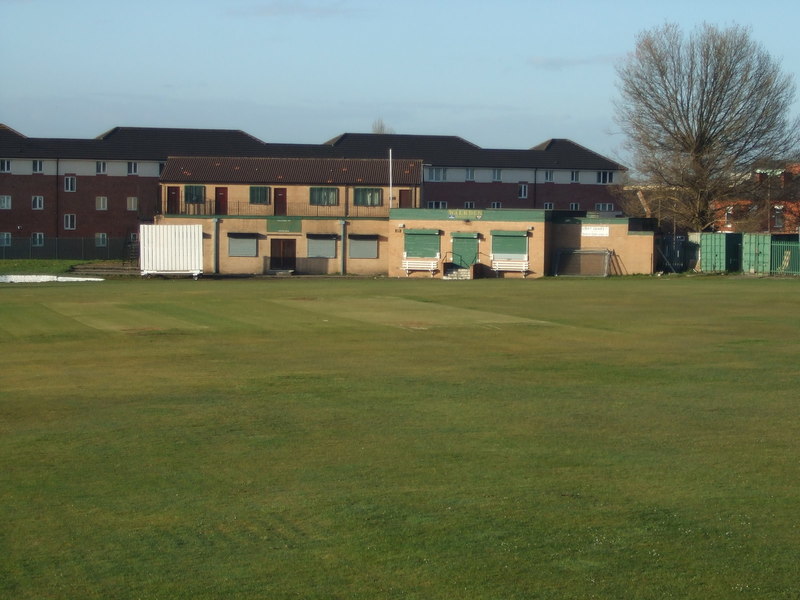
[160,200,390,218]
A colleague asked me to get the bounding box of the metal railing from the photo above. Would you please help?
[161,200,390,218]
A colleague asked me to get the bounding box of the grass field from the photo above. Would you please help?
[1,276,800,599]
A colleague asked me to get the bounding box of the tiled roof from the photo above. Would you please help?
[160,156,423,186]
[0,125,271,160]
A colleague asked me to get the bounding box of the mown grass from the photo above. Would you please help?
[0,259,92,275]
[1,276,799,598]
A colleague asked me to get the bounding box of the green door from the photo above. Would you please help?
[742,233,770,274]
[451,234,478,268]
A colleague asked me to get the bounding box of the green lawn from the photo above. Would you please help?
[1,276,799,598]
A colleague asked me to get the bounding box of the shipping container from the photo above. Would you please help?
[699,233,741,273]
[140,224,203,278]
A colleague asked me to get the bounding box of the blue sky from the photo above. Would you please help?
[2,0,799,163]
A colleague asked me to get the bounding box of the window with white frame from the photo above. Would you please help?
[774,207,785,229]
[428,167,447,182]
[0,232,10,246]
[0,159,10,173]
[32,160,43,174]
[596,171,614,184]
[492,169,502,182]
[544,170,554,183]
[569,202,580,211]
[543,202,554,209]
[31,232,44,247]
[571,170,580,183]
[427,201,447,209]
[309,187,339,206]
[64,176,76,192]
[127,162,138,175]
[64,214,76,230]
[0,195,11,209]
[127,196,139,211]
[518,183,528,199]
[595,203,615,211]
[491,201,503,209]
[463,201,475,209]
[32,195,44,210]
[95,233,108,247]
[96,196,108,211]
[465,168,475,181]
[96,161,107,174]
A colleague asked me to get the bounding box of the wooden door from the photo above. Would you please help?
[274,188,288,216]
[399,189,412,208]
[215,187,228,215]
[167,186,180,214]
[270,238,296,270]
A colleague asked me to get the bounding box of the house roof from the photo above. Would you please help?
[0,124,626,171]
[0,125,271,160]
[160,156,423,186]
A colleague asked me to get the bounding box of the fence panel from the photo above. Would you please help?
[770,241,800,275]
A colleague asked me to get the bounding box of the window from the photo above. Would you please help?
[597,171,614,184]
[427,201,447,209]
[185,185,205,204]
[569,202,580,211]
[349,234,379,259]
[491,201,503,209]
[465,168,475,182]
[127,162,138,175]
[32,195,44,210]
[0,159,10,173]
[228,233,258,257]
[32,160,43,173]
[544,170,554,183]
[724,206,734,224]
[571,170,580,183]
[129,232,139,243]
[354,188,382,207]
[774,207,785,229]
[64,175,76,192]
[96,196,108,211]
[127,196,139,211]
[96,161,107,174]
[95,233,108,247]
[463,201,475,209]
[404,229,440,258]
[307,234,337,258]
[492,169,502,182]
[595,203,615,212]
[249,186,271,205]
[0,232,10,246]
[543,202,554,210]
[491,230,528,260]
[0,195,11,209]
[31,232,44,247]
[428,167,447,182]
[64,214,76,230]
[309,187,339,206]
[518,184,528,199]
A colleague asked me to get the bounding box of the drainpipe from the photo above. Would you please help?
[213,218,220,274]
[339,219,347,275]
[55,158,60,256]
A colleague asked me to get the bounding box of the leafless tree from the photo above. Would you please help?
[371,118,395,134]
[615,23,800,231]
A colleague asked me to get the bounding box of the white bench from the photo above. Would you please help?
[401,259,439,276]
[491,259,529,277]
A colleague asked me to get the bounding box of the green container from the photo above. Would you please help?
[741,233,771,275]
[700,233,741,272]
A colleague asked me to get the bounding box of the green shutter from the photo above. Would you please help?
[491,231,527,258]
[404,230,440,258]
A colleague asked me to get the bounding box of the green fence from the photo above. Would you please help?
[770,241,800,275]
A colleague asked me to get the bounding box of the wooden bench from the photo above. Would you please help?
[401,259,439,276]
[491,259,529,277]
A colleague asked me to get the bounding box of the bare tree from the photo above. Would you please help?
[371,118,395,134]
[615,23,800,231]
